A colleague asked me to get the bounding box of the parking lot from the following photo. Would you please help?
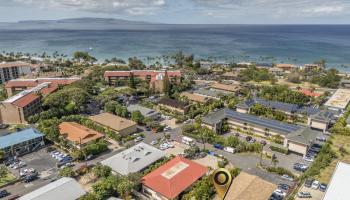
[8,146,59,178]
[296,185,325,200]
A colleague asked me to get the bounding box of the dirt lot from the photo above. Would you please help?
[164,141,187,157]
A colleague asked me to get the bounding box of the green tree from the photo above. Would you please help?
[163,71,170,96]
[116,178,134,199]
[131,111,144,124]
[59,167,75,177]
[0,166,8,178]
[128,73,136,89]
[92,164,112,178]
[115,105,128,118]
[104,101,119,114]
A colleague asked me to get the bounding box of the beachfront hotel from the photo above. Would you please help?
[104,70,182,92]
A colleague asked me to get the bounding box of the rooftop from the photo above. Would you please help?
[89,113,136,132]
[0,128,43,149]
[324,89,350,110]
[236,97,320,116]
[211,82,240,92]
[18,177,86,200]
[101,142,165,175]
[202,109,302,135]
[5,77,81,88]
[0,61,31,68]
[286,128,322,145]
[323,162,350,200]
[224,172,276,200]
[142,156,208,199]
[127,104,159,118]
[181,92,209,103]
[59,122,104,145]
[158,98,189,110]
[194,89,227,99]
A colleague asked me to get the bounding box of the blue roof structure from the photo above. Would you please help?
[202,108,302,135]
[224,109,301,135]
[237,97,320,116]
[0,128,43,149]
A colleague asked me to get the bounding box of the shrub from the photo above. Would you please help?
[266,166,295,178]
[270,145,288,154]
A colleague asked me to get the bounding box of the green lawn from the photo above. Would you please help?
[0,173,16,187]
[316,135,350,184]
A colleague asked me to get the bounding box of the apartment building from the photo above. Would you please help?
[5,77,81,96]
[202,109,322,155]
[0,128,44,158]
[0,82,55,124]
[0,61,33,83]
[104,70,181,92]
[158,98,190,114]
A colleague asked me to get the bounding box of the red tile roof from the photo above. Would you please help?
[299,89,321,97]
[12,93,40,108]
[142,156,208,199]
[5,78,80,88]
[59,122,104,145]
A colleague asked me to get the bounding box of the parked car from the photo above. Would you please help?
[85,154,95,161]
[23,173,38,183]
[311,180,320,190]
[245,136,252,142]
[278,183,290,190]
[134,136,143,142]
[297,191,312,198]
[273,189,286,197]
[316,136,326,142]
[304,178,314,188]
[319,183,327,192]
[0,190,10,198]
[303,156,314,162]
[293,163,309,172]
[260,140,267,146]
[213,144,224,150]
[150,140,158,145]
[281,174,294,182]
[223,147,235,154]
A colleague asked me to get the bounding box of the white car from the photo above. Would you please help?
[311,180,320,190]
[150,140,158,145]
[303,156,314,162]
[281,174,294,182]
[274,189,286,197]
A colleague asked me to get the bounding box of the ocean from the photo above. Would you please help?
[0,24,350,71]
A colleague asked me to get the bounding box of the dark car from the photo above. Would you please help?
[23,173,38,183]
[85,154,95,161]
[278,183,290,190]
[260,140,267,146]
[246,136,252,142]
[0,190,10,198]
[304,178,314,188]
[213,144,224,150]
[319,183,327,192]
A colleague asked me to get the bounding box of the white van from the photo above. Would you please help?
[224,147,235,154]
[182,136,194,146]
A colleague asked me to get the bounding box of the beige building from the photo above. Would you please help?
[202,109,322,155]
[224,172,276,200]
[89,113,137,136]
[0,82,56,124]
[158,98,189,114]
[0,61,33,84]
[180,92,211,104]
[210,82,240,93]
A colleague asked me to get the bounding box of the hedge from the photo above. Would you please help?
[270,144,288,154]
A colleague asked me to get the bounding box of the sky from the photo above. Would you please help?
[0,0,350,24]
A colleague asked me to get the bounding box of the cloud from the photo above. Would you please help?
[190,0,350,16]
[13,0,166,15]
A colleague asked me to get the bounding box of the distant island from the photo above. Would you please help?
[0,17,157,30]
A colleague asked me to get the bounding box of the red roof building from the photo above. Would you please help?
[299,89,321,97]
[5,77,80,97]
[104,70,181,92]
[142,156,208,200]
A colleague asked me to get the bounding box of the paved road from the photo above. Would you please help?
[140,123,295,185]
